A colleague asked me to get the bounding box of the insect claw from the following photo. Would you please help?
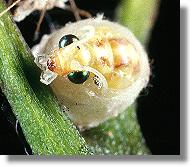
[33,31,40,41]
[34,54,49,70]
[40,70,57,85]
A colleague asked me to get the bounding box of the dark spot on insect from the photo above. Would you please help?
[75,103,78,105]
[115,63,127,68]
[62,107,70,112]
[77,46,80,50]
[100,57,111,67]
[93,75,102,88]
[47,58,55,71]
[96,39,104,47]
[93,75,99,86]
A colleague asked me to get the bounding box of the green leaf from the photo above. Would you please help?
[0,1,90,155]
[116,0,159,44]
[83,105,150,155]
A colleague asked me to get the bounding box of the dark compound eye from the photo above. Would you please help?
[67,71,90,84]
[59,34,79,48]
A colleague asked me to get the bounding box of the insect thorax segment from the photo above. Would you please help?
[35,24,141,89]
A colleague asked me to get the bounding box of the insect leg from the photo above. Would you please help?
[69,0,81,20]
[40,70,58,85]
[33,3,47,41]
[65,2,92,19]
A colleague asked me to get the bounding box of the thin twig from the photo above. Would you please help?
[0,0,20,17]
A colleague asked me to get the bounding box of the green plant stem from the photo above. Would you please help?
[0,1,90,155]
[83,105,150,155]
[116,0,159,44]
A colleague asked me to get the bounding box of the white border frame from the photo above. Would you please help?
[0,0,189,166]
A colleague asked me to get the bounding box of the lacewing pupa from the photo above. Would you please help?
[32,17,150,130]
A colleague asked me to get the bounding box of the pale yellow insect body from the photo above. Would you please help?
[32,17,150,130]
